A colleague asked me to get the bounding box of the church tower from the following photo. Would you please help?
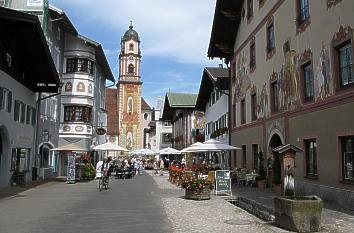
[117,22,142,150]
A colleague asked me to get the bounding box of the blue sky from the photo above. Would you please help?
[51,0,220,107]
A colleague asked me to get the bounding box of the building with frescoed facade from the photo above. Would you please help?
[209,0,354,208]
[161,93,204,150]
[0,7,60,187]
[117,23,143,151]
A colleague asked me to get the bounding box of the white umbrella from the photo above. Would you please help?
[186,139,240,152]
[180,142,203,153]
[159,147,181,155]
[93,142,129,152]
[130,148,155,156]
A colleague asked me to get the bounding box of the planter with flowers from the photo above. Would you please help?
[181,172,213,200]
[168,166,184,185]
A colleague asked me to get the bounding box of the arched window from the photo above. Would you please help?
[127,97,133,114]
[128,64,134,74]
[65,82,72,92]
[129,43,134,51]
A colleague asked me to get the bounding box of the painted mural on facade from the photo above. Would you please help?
[316,42,332,100]
[234,52,251,103]
[257,83,269,118]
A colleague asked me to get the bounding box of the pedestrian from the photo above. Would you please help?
[138,159,143,175]
[160,159,164,176]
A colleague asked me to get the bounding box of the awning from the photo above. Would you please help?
[159,147,181,155]
[50,143,88,151]
[186,139,240,152]
[92,142,129,152]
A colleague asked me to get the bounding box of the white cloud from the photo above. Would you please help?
[52,0,217,64]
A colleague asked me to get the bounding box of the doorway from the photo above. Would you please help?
[268,134,283,186]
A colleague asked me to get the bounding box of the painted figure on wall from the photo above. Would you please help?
[278,50,300,110]
[316,42,332,100]
[127,97,133,114]
[234,52,251,103]
[257,83,269,118]
[126,131,133,150]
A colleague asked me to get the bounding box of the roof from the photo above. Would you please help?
[141,97,152,110]
[161,92,198,120]
[105,88,119,135]
[49,5,78,35]
[122,24,140,42]
[208,0,244,62]
[195,67,229,111]
[78,35,115,82]
[166,92,198,107]
[0,7,59,92]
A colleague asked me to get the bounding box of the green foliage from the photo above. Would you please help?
[256,150,266,181]
[82,163,96,180]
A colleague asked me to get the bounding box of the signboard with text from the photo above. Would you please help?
[66,153,76,184]
[215,170,232,196]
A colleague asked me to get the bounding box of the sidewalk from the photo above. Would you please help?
[231,185,354,232]
[146,170,285,233]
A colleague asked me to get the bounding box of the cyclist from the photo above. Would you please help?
[96,157,112,190]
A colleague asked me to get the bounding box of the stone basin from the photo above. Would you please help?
[274,195,323,232]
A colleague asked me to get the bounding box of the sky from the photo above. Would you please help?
[50,0,221,108]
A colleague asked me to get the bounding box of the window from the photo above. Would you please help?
[11,148,31,172]
[129,43,134,51]
[250,42,256,69]
[66,58,75,73]
[338,42,353,87]
[271,81,279,113]
[20,103,26,123]
[342,136,354,182]
[144,113,149,120]
[14,100,20,122]
[232,104,236,127]
[252,144,258,169]
[26,106,31,125]
[64,106,92,123]
[31,108,36,126]
[66,58,94,74]
[251,93,257,121]
[241,99,246,124]
[267,23,275,52]
[298,0,310,24]
[128,64,134,74]
[303,62,314,101]
[305,139,317,177]
[0,87,12,113]
[242,145,247,168]
[247,0,253,20]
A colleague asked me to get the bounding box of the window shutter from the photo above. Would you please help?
[0,87,3,110]
[7,91,12,113]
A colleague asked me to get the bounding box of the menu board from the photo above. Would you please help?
[66,153,76,184]
[215,170,232,196]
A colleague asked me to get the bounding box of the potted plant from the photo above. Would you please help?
[273,154,282,193]
[82,163,95,180]
[256,150,266,188]
[181,172,213,200]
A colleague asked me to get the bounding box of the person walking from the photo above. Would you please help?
[159,159,164,176]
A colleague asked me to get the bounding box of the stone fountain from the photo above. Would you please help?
[273,144,323,233]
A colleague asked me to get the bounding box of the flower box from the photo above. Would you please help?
[185,188,211,201]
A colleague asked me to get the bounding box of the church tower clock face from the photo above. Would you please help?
[117,22,143,150]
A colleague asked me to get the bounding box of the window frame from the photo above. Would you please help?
[341,136,354,183]
[266,23,275,53]
[304,139,318,179]
[240,98,246,125]
[302,61,314,102]
[270,81,280,113]
[64,106,92,123]
[337,42,353,88]
[232,104,236,127]
[250,41,256,70]
[242,145,247,168]
[128,64,134,74]
[251,93,257,121]
[296,0,311,33]
[247,0,253,22]
[252,144,258,170]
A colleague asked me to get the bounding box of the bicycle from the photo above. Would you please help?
[97,171,109,191]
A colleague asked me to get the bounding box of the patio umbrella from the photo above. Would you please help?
[180,142,203,153]
[129,148,155,156]
[92,142,129,152]
[186,139,240,152]
[159,147,181,155]
[50,143,88,151]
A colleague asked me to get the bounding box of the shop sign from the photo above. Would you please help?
[96,127,106,135]
[67,153,76,184]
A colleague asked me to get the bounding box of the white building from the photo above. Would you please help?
[0,7,60,187]
[195,67,230,168]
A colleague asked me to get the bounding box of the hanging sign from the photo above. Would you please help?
[96,127,106,135]
[27,0,43,6]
